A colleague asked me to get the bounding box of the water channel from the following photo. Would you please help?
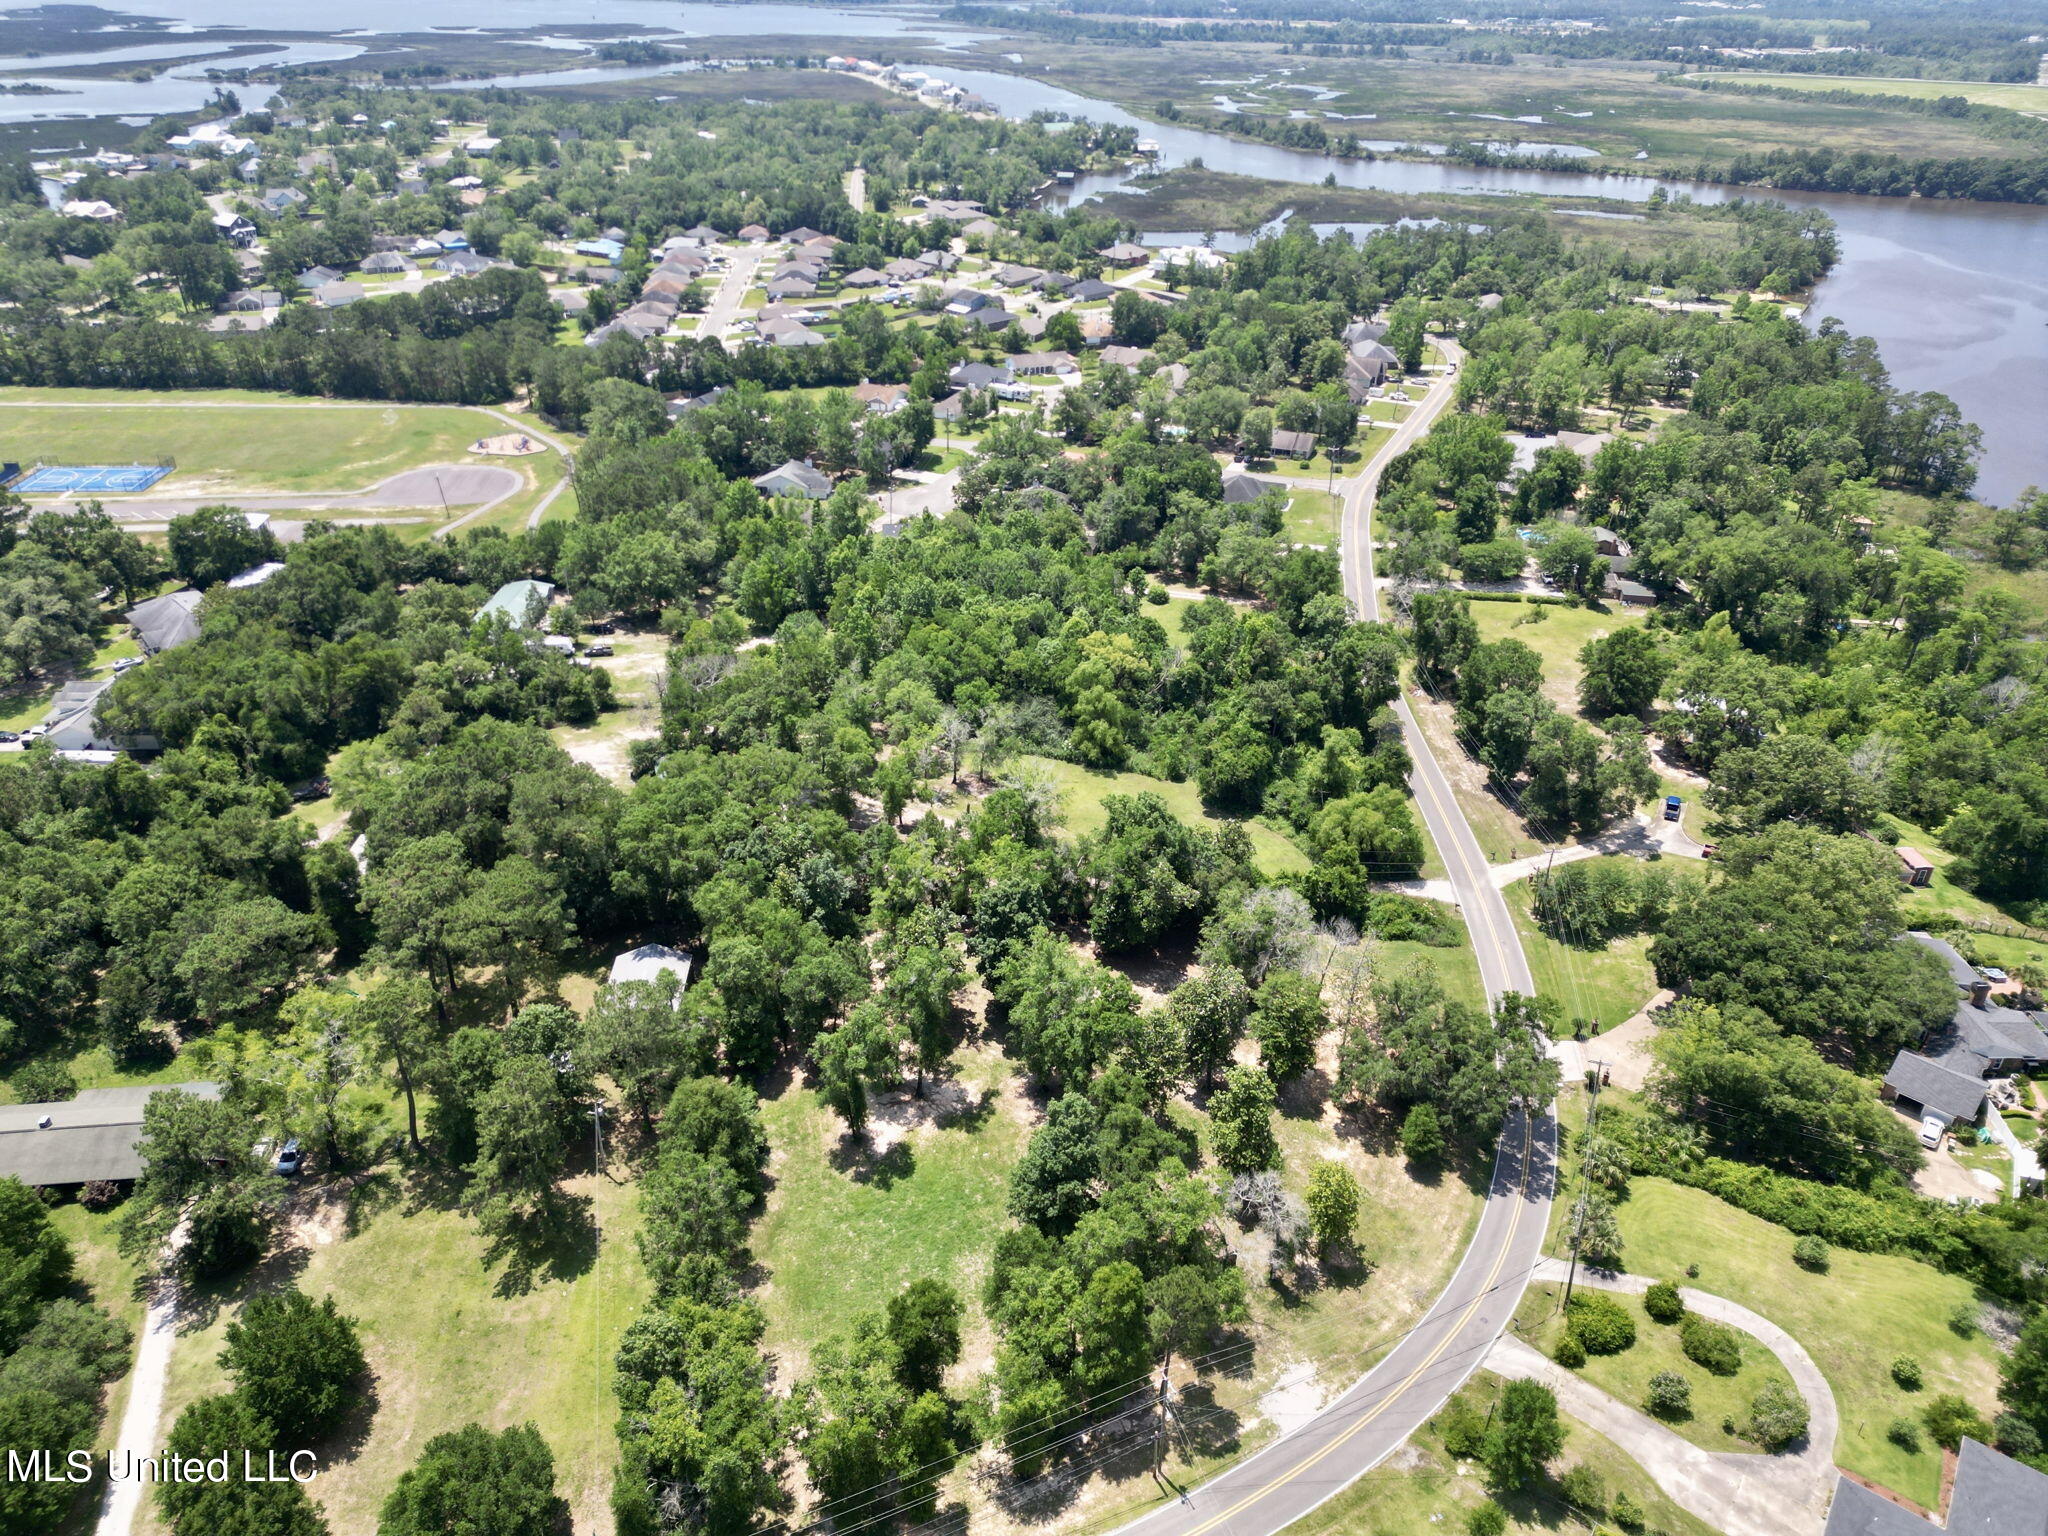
[4,2,2041,501]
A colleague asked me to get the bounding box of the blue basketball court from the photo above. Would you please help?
[10,463,174,495]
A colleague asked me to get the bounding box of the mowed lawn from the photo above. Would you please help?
[1514,1280,1799,1455]
[1020,753,1310,878]
[1503,865,1659,1032]
[0,395,507,495]
[140,1165,650,1536]
[749,1041,1030,1383]
[1469,600,1651,718]
[1281,487,1340,546]
[1615,1179,2004,1508]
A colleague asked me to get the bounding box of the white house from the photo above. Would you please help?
[609,943,692,992]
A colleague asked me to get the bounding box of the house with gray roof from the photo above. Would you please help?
[0,1084,220,1187]
[1880,1049,1988,1128]
[752,460,833,500]
[1823,1437,2048,1535]
[127,589,204,654]
[474,578,555,629]
[1882,930,2048,1125]
[1223,472,1285,505]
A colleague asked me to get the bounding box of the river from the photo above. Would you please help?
[5,3,2041,501]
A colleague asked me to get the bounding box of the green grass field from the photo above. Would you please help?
[749,1041,1028,1381]
[1469,600,1651,719]
[1282,487,1340,546]
[1614,1178,2004,1507]
[1688,71,2048,116]
[0,396,513,496]
[141,1164,648,1536]
[1019,753,1311,878]
[1503,869,1658,1032]
[1514,1280,1798,1455]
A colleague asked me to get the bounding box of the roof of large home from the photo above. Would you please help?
[0,1084,220,1187]
[1882,1049,1988,1124]
[1907,930,1983,991]
[609,943,692,990]
[1223,472,1284,504]
[1925,999,2048,1073]
[1822,1439,2048,1536]
[127,588,204,653]
[753,460,833,497]
[474,578,555,628]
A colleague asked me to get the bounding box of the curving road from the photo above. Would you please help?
[1104,341,1556,1536]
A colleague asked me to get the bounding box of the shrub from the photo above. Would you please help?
[1465,1503,1507,1536]
[1553,1330,1586,1368]
[9,1061,76,1104]
[1922,1394,1993,1451]
[1887,1416,1921,1452]
[1792,1235,1830,1272]
[1679,1314,1743,1376]
[1557,1464,1605,1517]
[1401,1102,1446,1164]
[80,1180,123,1212]
[1746,1380,1810,1450]
[1890,1355,1923,1391]
[219,1287,367,1441]
[1436,1393,1488,1460]
[1995,1411,2043,1460]
[1611,1490,1645,1532]
[1565,1292,1637,1355]
[1949,1302,1979,1338]
[1643,1280,1684,1324]
[1645,1371,1691,1419]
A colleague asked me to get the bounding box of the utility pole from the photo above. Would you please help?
[1562,1066,1602,1306]
[1152,1366,1171,1483]
[591,1102,606,1433]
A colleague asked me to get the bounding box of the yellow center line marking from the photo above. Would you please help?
[1172,1114,1536,1536]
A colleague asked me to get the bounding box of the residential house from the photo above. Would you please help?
[1342,319,1388,346]
[882,258,931,282]
[126,589,204,654]
[944,290,996,317]
[1223,472,1284,505]
[752,461,833,500]
[259,187,306,214]
[210,210,256,246]
[296,265,343,290]
[1012,351,1078,377]
[433,230,470,251]
[1100,242,1150,266]
[220,289,282,313]
[771,261,825,282]
[667,386,728,419]
[737,224,770,242]
[949,361,1012,389]
[0,1084,221,1188]
[315,281,366,309]
[474,578,556,629]
[1069,278,1118,302]
[434,252,493,276]
[36,678,137,754]
[685,224,727,242]
[1035,273,1078,297]
[962,218,1000,240]
[1822,1436,2048,1535]
[966,308,1018,332]
[615,303,675,334]
[359,252,415,275]
[841,268,887,288]
[852,383,908,413]
[550,289,590,315]
[995,264,1043,288]
[932,391,968,422]
[917,250,958,271]
[1589,527,1628,558]
[576,238,625,263]
[765,277,818,301]
[1099,345,1151,369]
[608,943,692,992]
[1882,932,2048,1127]
[773,327,830,348]
[1269,429,1318,459]
[780,226,830,246]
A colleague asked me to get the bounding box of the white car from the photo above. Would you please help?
[1919,1114,1947,1149]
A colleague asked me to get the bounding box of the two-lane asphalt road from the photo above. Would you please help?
[1101,341,1555,1536]
[1106,1108,1556,1536]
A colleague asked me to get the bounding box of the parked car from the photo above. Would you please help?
[273,1137,304,1176]
[113,655,144,672]
[1918,1115,1946,1150]
[585,642,613,657]
[0,732,16,744]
